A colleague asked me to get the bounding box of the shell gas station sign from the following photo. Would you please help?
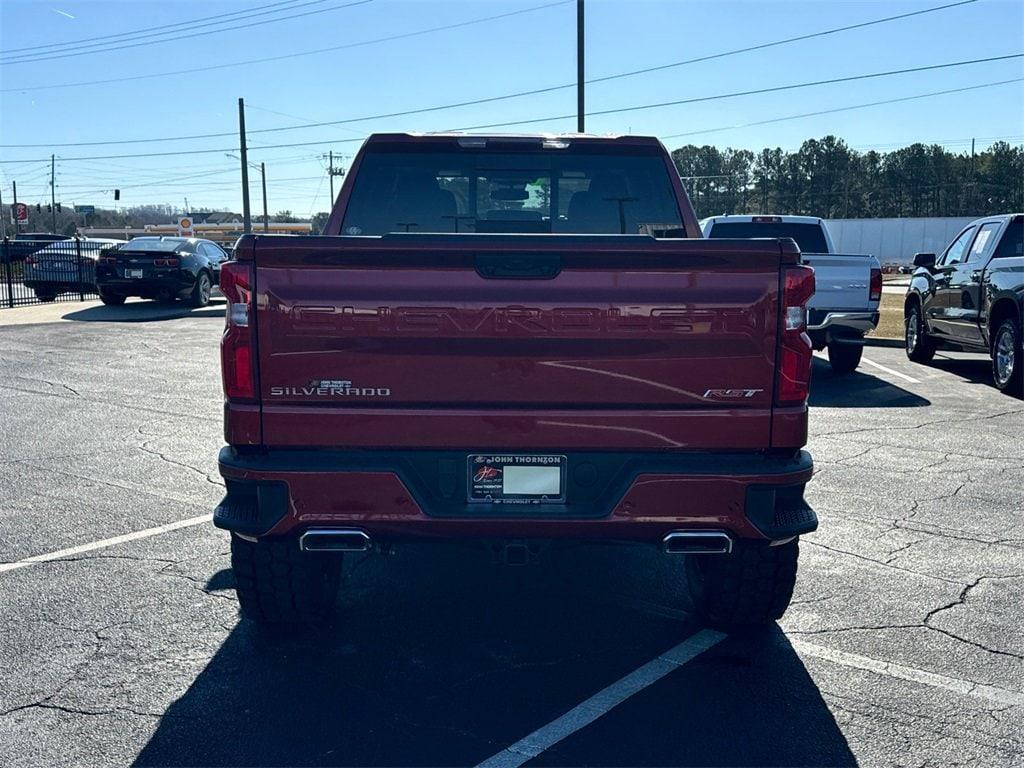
[177,216,194,236]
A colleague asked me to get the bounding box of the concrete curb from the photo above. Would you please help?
[864,336,904,348]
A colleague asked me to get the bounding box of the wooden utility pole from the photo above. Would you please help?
[10,181,18,235]
[238,98,252,233]
[50,155,57,233]
[261,162,269,232]
[969,137,976,212]
[329,151,334,203]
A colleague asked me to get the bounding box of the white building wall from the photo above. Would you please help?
[824,217,975,265]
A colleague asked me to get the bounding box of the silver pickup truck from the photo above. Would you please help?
[701,215,881,374]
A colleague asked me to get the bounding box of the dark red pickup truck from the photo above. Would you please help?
[214,133,817,629]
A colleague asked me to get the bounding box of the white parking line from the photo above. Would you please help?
[860,356,921,384]
[791,638,1024,707]
[476,629,726,768]
[0,515,211,574]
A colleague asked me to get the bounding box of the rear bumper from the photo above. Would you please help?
[807,310,879,346]
[214,447,816,544]
[96,275,193,295]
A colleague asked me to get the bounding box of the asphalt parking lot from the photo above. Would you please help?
[1,300,1021,767]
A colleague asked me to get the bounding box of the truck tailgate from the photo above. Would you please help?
[250,235,789,450]
[800,252,875,310]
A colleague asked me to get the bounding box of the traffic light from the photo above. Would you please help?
[114,189,120,201]
[36,203,41,212]
[56,202,62,213]
[47,204,52,212]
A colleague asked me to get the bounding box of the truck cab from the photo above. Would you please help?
[905,214,1024,396]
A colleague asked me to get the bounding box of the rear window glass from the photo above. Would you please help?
[341,147,682,236]
[122,238,186,252]
[706,222,829,254]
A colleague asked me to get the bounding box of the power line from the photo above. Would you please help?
[7,40,1019,150]
[0,137,366,164]
[661,77,1024,139]
[0,0,374,66]
[446,53,1024,131]
[0,0,320,56]
[2,54,1021,164]
[585,0,979,87]
[4,0,970,96]
[1,1,568,88]
[1,0,982,147]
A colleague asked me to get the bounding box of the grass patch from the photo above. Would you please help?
[868,291,905,340]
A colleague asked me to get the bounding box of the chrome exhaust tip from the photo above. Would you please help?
[662,530,733,555]
[299,528,372,552]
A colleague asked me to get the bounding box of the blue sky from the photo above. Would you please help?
[1,0,1022,214]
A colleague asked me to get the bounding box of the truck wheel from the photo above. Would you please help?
[992,317,1023,399]
[230,533,343,625]
[905,304,936,363]
[98,289,126,306]
[827,342,862,374]
[34,290,57,302]
[686,538,799,631]
[189,271,212,308]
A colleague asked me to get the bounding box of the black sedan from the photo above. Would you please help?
[95,236,228,307]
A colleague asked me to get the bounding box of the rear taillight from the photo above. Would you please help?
[220,260,256,402]
[776,265,815,407]
[869,267,882,302]
[153,257,179,267]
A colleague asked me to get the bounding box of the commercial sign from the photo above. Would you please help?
[177,216,194,236]
[74,205,96,215]
[12,202,28,225]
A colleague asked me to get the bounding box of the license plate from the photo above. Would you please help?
[468,454,566,504]
[126,269,143,279]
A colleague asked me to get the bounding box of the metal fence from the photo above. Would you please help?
[0,237,110,308]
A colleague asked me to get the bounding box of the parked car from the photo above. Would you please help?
[21,237,124,302]
[904,214,1024,397]
[213,132,819,630]
[2,233,72,265]
[95,236,228,307]
[701,215,881,374]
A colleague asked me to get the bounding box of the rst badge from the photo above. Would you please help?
[702,388,763,399]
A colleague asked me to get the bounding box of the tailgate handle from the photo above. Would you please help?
[475,253,561,279]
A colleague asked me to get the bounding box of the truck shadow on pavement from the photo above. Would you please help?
[927,355,997,388]
[810,358,930,408]
[62,298,226,323]
[134,544,855,767]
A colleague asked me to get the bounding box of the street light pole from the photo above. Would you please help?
[261,162,269,232]
[577,0,585,133]
[238,97,252,234]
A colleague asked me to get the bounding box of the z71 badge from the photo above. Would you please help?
[269,379,391,397]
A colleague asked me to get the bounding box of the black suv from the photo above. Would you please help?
[904,214,1024,397]
[95,236,228,307]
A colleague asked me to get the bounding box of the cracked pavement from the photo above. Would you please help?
[0,309,1022,766]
